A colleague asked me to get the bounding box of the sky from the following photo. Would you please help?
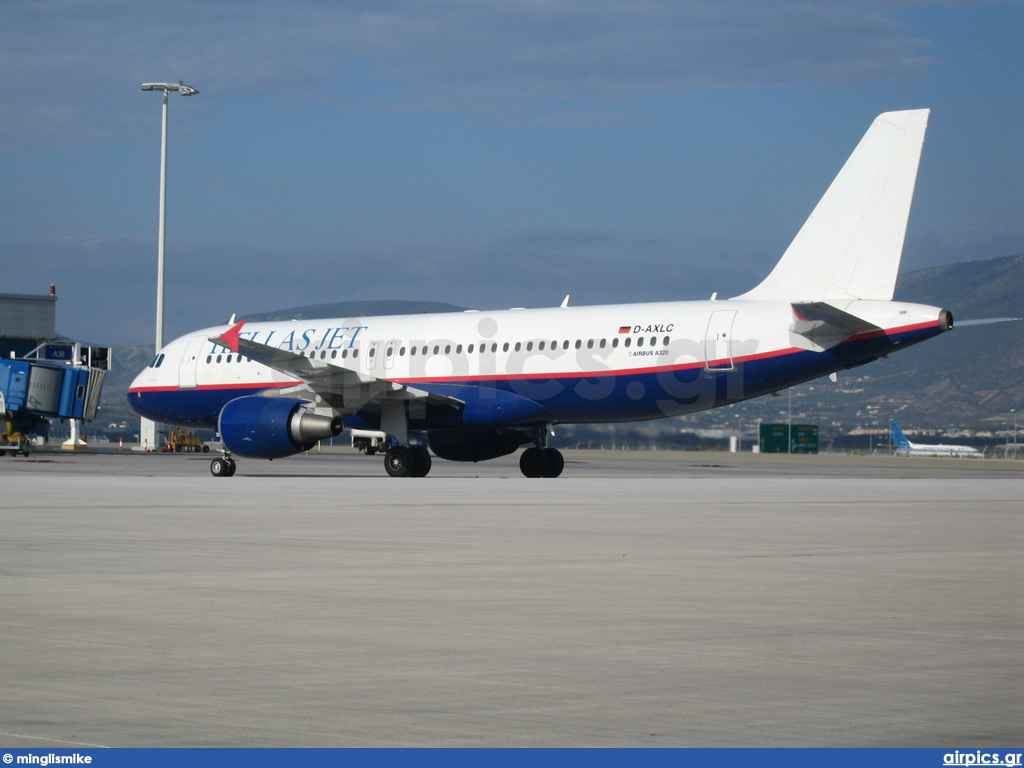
[2,0,1022,347]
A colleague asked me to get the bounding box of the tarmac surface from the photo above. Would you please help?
[1,447,1021,747]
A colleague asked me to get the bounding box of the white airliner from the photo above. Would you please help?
[129,109,956,478]
[889,420,982,457]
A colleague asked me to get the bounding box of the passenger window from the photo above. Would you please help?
[503,342,509,352]
[600,339,606,348]
[491,343,498,353]
[514,342,521,352]
[625,338,631,348]
[331,351,337,359]
[563,340,570,350]
[468,344,474,354]
[637,337,644,347]
[400,347,406,356]
[411,346,417,356]
[612,338,618,348]
[650,336,657,347]
[526,341,533,351]
[456,344,462,354]
[353,348,359,358]
[575,340,582,349]
[206,355,212,364]
[369,347,376,357]
[538,341,545,351]
[445,344,452,354]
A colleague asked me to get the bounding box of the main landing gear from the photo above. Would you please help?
[210,453,237,477]
[519,446,564,478]
[384,444,432,478]
[519,427,564,478]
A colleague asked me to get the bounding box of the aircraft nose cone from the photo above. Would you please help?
[127,354,164,419]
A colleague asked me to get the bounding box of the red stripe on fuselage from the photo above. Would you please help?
[128,319,940,394]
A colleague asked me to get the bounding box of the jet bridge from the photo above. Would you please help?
[0,355,106,455]
[1,290,110,452]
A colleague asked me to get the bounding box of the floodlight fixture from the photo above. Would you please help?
[141,81,200,96]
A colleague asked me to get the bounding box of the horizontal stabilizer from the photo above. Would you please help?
[790,302,881,351]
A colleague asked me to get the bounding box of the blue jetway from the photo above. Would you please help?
[0,357,105,455]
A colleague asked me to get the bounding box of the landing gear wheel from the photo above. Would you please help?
[410,445,432,477]
[385,445,415,477]
[211,457,237,477]
[520,447,564,478]
[541,447,564,478]
[519,447,545,478]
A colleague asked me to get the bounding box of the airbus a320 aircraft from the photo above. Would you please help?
[129,109,955,478]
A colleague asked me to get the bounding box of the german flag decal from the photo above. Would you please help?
[618,326,631,334]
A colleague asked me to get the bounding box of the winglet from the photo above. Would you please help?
[212,320,246,353]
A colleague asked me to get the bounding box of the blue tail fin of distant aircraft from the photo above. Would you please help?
[889,420,911,449]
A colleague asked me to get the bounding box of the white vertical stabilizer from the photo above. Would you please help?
[735,109,929,301]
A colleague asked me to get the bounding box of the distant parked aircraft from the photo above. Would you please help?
[889,420,982,457]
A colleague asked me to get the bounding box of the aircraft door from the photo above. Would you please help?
[366,341,380,370]
[704,310,737,371]
[178,336,207,389]
[384,340,397,370]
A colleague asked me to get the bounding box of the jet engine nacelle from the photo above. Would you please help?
[218,396,342,459]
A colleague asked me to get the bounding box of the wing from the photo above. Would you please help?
[209,320,460,413]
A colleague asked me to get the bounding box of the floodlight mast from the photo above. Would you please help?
[139,81,198,451]
[140,82,198,355]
